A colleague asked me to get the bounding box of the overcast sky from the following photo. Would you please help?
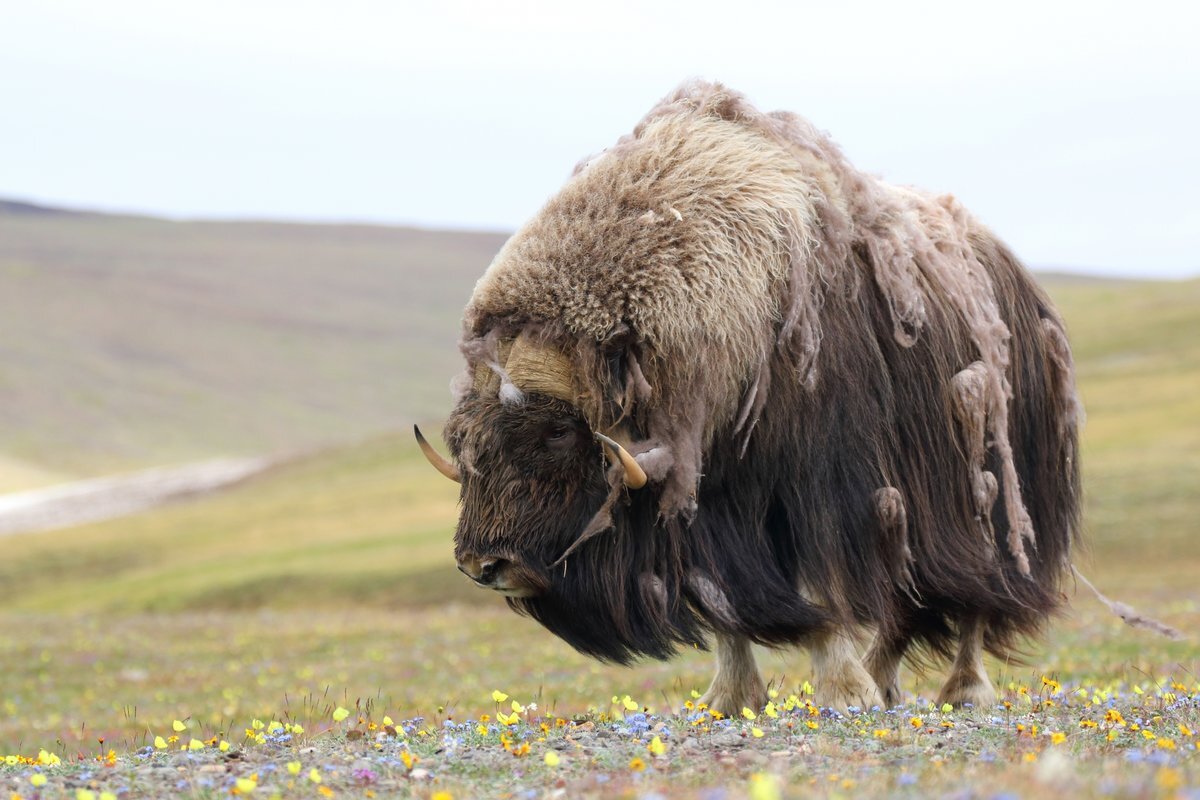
[2,0,1197,277]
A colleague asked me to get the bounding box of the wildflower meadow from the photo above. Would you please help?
[1,269,1197,799]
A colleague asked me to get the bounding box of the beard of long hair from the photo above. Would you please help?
[507,490,833,664]
[507,498,707,664]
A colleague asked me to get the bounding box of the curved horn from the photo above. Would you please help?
[414,425,461,483]
[594,432,648,489]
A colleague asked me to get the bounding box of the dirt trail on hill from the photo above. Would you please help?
[0,457,273,536]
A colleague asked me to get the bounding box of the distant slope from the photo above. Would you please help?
[0,277,1195,613]
[0,203,507,480]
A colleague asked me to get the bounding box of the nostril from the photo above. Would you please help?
[478,559,500,584]
[458,556,509,587]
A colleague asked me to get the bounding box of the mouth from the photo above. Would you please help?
[491,584,537,598]
[458,563,539,598]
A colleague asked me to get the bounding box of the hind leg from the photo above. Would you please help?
[936,616,997,709]
[864,628,909,708]
[699,632,767,718]
[810,627,882,713]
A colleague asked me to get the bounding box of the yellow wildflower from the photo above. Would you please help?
[629,756,647,772]
[1157,768,1183,791]
[749,773,782,800]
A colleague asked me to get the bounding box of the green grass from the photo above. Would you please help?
[0,436,469,612]
[1,271,1198,796]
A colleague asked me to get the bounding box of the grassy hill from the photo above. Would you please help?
[0,202,506,485]
[0,275,1196,614]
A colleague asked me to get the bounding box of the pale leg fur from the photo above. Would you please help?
[699,632,767,717]
[810,628,883,712]
[936,617,997,708]
[864,631,906,708]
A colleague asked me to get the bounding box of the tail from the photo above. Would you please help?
[1072,565,1184,641]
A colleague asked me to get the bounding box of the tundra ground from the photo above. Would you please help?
[0,277,1196,798]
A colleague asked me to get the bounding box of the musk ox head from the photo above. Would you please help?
[414,337,697,664]
[443,392,607,600]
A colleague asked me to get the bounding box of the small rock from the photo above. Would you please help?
[409,768,432,781]
[712,730,742,748]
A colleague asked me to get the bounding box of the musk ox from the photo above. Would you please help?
[415,81,1085,715]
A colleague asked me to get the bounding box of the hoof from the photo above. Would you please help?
[874,678,902,709]
[815,668,883,714]
[936,675,997,709]
[700,677,768,719]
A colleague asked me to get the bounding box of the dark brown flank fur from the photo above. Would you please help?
[442,81,1082,670]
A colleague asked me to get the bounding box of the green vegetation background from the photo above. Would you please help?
[0,206,1196,758]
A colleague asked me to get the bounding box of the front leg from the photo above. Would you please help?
[936,616,997,709]
[864,629,909,708]
[809,627,882,713]
[699,632,767,718]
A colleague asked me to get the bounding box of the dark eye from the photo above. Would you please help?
[543,424,577,451]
